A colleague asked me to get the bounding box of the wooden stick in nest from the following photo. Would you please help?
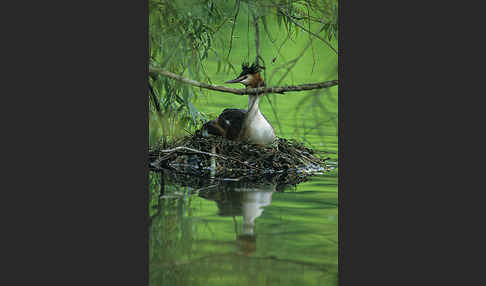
[210,144,216,178]
[157,146,261,170]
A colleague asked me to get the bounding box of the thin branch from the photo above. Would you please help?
[213,17,229,35]
[278,8,338,54]
[149,67,338,95]
[226,0,241,60]
[155,252,331,270]
[253,12,262,66]
[148,81,161,113]
[159,146,225,157]
[306,3,316,73]
[276,41,313,86]
[189,184,219,195]
[261,15,275,43]
[253,11,266,107]
[265,95,284,137]
[268,40,313,85]
[247,1,250,60]
[155,146,260,170]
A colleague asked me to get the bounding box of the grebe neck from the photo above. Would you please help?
[247,95,260,116]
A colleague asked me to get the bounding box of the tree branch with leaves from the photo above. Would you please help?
[148,0,338,141]
[149,67,337,95]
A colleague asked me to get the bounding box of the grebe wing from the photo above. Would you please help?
[220,108,247,119]
[219,109,247,140]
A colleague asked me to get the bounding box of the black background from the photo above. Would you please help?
[1,0,479,285]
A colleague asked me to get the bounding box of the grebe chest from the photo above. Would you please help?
[243,111,275,145]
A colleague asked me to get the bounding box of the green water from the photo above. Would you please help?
[149,93,338,286]
[149,8,338,285]
[149,172,338,286]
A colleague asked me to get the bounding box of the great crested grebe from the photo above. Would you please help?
[201,62,276,145]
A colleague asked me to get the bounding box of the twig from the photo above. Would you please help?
[248,255,332,269]
[233,216,238,238]
[148,81,161,113]
[226,0,241,60]
[265,95,284,137]
[210,144,216,178]
[157,146,260,170]
[213,17,229,35]
[190,184,218,194]
[278,8,337,54]
[253,13,263,67]
[149,68,338,95]
[261,15,275,43]
[273,40,313,86]
[154,253,330,270]
[306,4,316,73]
[160,146,226,158]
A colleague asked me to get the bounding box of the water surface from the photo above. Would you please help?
[149,169,338,286]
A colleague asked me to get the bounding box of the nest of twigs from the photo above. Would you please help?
[149,132,331,180]
[159,167,311,190]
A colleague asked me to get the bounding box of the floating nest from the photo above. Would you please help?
[159,167,310,191]
[149,131,332,184]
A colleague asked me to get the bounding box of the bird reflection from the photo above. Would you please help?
[199,182,275,256]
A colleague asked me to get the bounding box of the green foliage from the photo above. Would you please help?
[149,0,229,143]
[273,0,338,41]
[149,0,338,145]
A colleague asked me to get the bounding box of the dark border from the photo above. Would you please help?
[338,0,343,283]
[9,1,150,285]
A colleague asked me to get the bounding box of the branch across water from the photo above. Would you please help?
[149,67,338,95]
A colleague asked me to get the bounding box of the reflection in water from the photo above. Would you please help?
[200,183,275,256]
[149,171,338,286]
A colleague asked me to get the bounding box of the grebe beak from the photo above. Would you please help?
[225,76,246,84]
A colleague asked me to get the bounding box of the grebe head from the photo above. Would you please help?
[225,62,265,88]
